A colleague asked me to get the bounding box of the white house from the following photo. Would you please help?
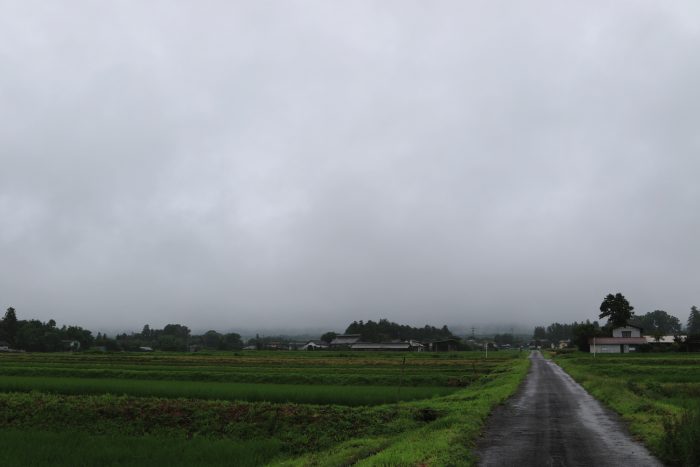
[612,325,642,338]
[589,325,647,354]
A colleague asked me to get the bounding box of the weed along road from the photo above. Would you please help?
[476,351,662,467]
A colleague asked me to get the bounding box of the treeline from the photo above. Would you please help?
[344,318,455,343]
[0,307,244,352]
[533,320,603,351]
[0,308,93,351]
[107,324,243,351]
[493,333,518,346]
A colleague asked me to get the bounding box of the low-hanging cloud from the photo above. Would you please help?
[1,0,699,333]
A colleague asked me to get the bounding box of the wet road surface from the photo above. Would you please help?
[476,351,662,467]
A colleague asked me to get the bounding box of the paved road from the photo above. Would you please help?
[476,352,662,467]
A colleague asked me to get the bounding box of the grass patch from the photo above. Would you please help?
[553,352,700,466]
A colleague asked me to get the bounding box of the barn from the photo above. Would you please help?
[329,334,361,349]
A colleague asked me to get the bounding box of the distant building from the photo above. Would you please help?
[302,341,328,350]
[349,340,424,351]
[612,325,643,338]
[644,335,684,345]
[263,341,285,350]
[62,340,80,351]
[329,334,361,349]
[429,338,460,352]
[287,342,311,350]
[589,325,646,353]
[408,340,425,351]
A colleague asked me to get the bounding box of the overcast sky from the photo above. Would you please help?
[1,1,699,334]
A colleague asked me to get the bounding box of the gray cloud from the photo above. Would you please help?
[1,1,699,333]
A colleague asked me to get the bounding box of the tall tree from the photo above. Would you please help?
[320,332,337,344]
[599,293,635,328]
[545,323,574,341]
[572,320,602,352]
[2,307,18,345]
[533,326,546,340]
[202,330,223,349]
[637,310,681,338]
[222,333,243,350]
[688,306,700,336]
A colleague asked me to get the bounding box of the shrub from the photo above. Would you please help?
[661,405,700,466]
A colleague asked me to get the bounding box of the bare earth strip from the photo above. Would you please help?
[476,351,662,467]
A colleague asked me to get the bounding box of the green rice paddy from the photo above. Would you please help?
[0,350,529,466]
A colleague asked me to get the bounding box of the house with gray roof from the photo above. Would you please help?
[329,334,361,349]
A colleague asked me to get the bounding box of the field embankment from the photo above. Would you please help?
[552,352,700,466]
[0,350,529,466]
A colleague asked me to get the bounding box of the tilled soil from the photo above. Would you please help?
[475,351,663,467]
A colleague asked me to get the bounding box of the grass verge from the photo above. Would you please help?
[553,352,700,466]
[276,354,531,466]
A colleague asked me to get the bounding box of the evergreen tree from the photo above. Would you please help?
[2,307,18,346]
[533,326,546,340]
[599,293,635,328]
[572,320,602,351]
[688,306,700,336]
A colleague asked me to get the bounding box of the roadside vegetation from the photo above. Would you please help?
[0,350,529,466]
[552,352,700,466]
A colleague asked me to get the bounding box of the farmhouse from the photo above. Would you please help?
[429,338,461,352]
[349,340,424,352]
[329,334,361,349]
[589,325,647,353]
[302,340,328,350]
